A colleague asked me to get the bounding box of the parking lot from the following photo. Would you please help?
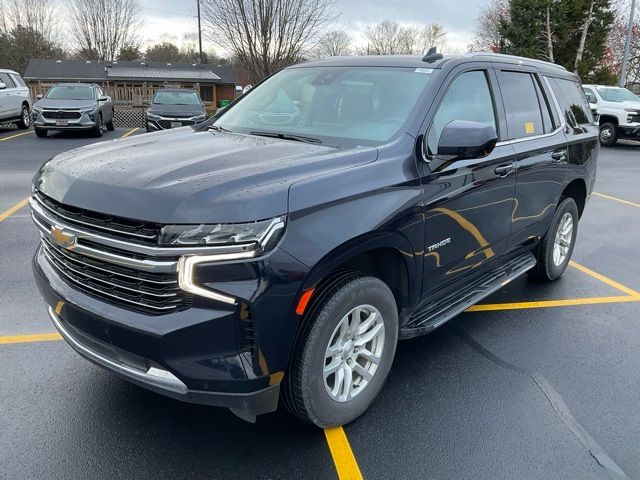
[1,126,639,480]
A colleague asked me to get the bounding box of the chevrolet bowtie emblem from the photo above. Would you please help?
[51,225,76,249]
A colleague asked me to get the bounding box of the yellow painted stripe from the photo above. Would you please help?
[0,197,29,222]
[467,295,640,312]
[324,427,363,480]
[0,130,32,142]
[121,127,139,138]
[0,332,62,345]
[569,261,640,297]
[593,192,640,209]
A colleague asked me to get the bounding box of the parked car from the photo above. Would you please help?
[0,68,32,129]
[31,53,597,427]
[32,83,114,138]
[583,84,640,146]
[145,89,207,132]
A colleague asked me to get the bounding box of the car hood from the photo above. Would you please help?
[621,100,640,111]
[35,99,96,109]
[148,104,205,117]
[34,128,377,223]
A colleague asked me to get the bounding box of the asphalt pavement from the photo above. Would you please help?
[1,126,639,480]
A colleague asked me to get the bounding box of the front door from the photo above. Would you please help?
[419,67,517,296]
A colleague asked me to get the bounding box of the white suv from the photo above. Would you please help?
[583,84,640,146]
[0,69,32,129]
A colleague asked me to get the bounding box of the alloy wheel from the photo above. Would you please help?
[553,212,573,266]
[323,304,385,402]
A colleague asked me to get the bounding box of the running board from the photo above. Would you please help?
[401,252,536,339]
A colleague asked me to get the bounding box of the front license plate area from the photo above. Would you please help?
[170,121,182,128]
[55,119,68,126]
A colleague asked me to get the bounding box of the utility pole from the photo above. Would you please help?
[620,0,637,87]
[197,0,204,64]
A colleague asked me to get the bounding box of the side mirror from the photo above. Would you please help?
[215,106,227,117]
[36,93,44,99]
[99,95,109,102]
[436,120,497,160]
[0,82,6,90]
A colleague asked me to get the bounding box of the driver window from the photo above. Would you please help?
[427,70,496,156]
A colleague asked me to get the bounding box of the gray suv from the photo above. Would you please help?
[0,68,32,129]
[32,83,114,138]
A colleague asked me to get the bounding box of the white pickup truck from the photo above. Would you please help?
[583,84,640,146]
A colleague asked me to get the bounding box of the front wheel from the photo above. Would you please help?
[529,197,579,281]
[106,111,115,131]
[93,114,103,137]
[16,105,31,129]
[34,127,47,138]
[283,274,398,428]
[599,122,617,147]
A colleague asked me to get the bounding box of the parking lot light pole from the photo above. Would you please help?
[620,0,637,87]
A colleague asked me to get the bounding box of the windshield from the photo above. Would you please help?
[596,87,638,103]
[215,66,435,144]
[46,86,94,100]
[153,91,201,105]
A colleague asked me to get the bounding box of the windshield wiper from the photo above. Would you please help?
[249,131,323,144]
[208,124,232,133]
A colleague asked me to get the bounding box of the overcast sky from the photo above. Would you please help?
[138,0,485,53]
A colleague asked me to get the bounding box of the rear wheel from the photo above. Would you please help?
[283,275,398,428]
[529,197,579,281]
[16,104,31,129]
[34,127,47,138]
[599,122,617,147]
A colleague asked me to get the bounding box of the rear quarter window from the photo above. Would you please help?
[548,77,593,126]
[10,74,27,87]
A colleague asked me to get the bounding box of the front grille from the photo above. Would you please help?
[42,110,82,120]
[34,191,160,245]
[628,113,640,123]
[41,236,190,314]
[158,119,195,129]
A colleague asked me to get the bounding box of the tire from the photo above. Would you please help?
[529,197,579,281]
[106,111,115,131]
[16,104,31,129]
[93,114,103,137]
[283,274,399,428]
[599,122,617,147]
[34,128,47,138]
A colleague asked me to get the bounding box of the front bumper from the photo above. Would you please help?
[33,110,98,130]
[146,116,201,131]
[618,124,640,138]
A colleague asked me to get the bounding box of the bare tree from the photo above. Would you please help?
[468,0,509,52]
[417,24,447,54]
[316,29,353,58]
[68,0,143,61]
[1,0,60,43]
[202,0,337,83]
[362,21,416,55]
[574,0,595,73]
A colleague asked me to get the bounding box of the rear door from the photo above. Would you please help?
[419,65,517,295]
[0,73,16,119]
[494,66,569,248]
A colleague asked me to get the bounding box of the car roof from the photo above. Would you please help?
[293,53,573,78]
[52,82,97,87]
[155,88,199,93]
[0,68,20,75]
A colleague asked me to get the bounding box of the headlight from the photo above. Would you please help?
[159,216,286,251]
[192,114,207,122]
[147,112,161,120]
[79,107,95,114]
[32,105,42,113]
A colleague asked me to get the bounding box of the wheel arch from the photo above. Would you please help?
[561,178,587,218]
[598,114,619,126]
[293,231,420,323]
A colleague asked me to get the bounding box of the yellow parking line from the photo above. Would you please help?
[0,197,29,223]
[593,192,640,209]
[0,332,62,345]
[0,130,32,142]
[569,261,640,297]
[121,127,139,138]
[324,427,363,480]
[467,295,640,312]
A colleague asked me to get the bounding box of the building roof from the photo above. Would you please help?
[24,59,238,84]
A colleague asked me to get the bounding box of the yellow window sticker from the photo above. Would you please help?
[525,122,535,134]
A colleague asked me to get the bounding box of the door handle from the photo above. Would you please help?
[551,150,567,162]
[494,163,515,177]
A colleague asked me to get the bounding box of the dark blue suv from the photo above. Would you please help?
[31,53,597,427]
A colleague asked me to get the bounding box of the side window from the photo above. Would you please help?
[0,73,16,88]
[550,78,594,126]
[499,71,548,139]
[10,74,26,87]
[583,88,597,104]
[427,70,497,155]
